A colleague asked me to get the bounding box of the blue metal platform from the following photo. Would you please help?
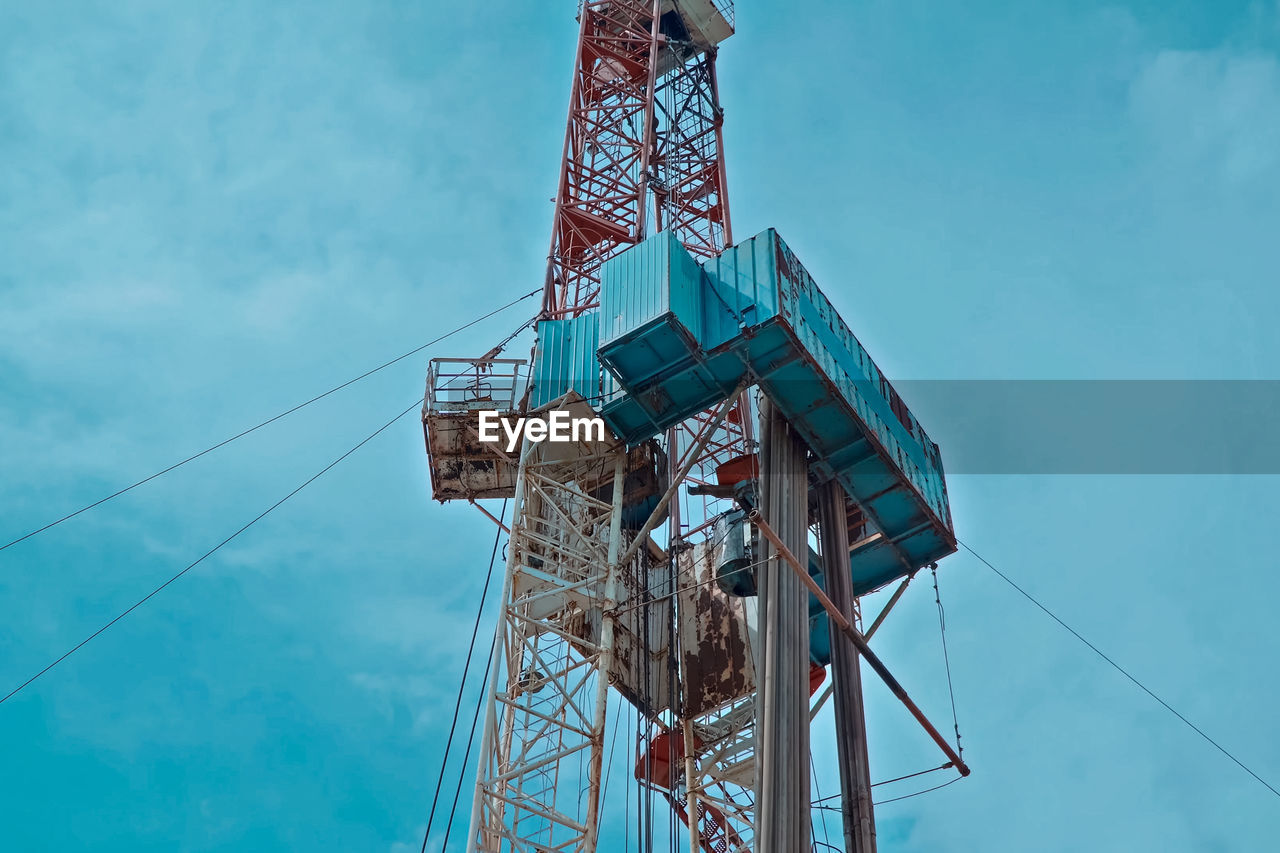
[534,228,957,591]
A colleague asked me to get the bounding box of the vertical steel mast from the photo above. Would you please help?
[540,1,735,320]
[432,6,970,851]
[469,2,747,851]
[540,1,665,320]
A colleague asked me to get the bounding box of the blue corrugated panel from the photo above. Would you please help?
[598,232,705,397]
[529,315,651,444]
[597,232,741,435]
[529,315,603,410]
[699,230,780,349]
[599,230,705,350]
[597,228,955,586]
[768,233,951,520]
[735,230,955,588]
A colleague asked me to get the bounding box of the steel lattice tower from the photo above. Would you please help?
[419,4,969,852]
[467,2,759,851]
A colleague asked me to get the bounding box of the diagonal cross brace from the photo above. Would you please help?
[747,509,971,778]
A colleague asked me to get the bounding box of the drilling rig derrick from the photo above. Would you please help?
[421,2,967,851]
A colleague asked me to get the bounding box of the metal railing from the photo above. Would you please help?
[579,1,735,31]
[425,358,527,414]
[712,0,735,29]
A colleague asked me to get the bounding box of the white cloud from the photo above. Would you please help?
[1130,48,1280,184]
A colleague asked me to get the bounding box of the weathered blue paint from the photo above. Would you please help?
[595,229,956,583]
[597,230,708,392]
[597,232,745,433]
[731,231,954,587]
[529,315,613,410]
[700,228,781,349]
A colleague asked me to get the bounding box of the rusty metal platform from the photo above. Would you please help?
[422,358,527,502]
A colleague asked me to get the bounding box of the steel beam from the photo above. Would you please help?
[747,509,971,778]
[818,481,877,852]
[753,399,811,852]
[583,454,629,848]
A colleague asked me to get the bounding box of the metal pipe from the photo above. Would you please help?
[684,718,700,853]
[809,569,905,723]
[707,49,733,247]
[747,509,971,778]
[469,500,511,535]
[754,400,811,853]
[819,481,876,853]
[636,0,664,242]
[662,415,702,853]
[583,452,630,850]
[864,573,916,641]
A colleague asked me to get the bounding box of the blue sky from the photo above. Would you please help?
[2,1,1279,850]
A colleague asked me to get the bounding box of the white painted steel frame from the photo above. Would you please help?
[467,437,629,853]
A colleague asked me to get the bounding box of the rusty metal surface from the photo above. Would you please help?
[423,413,518,501]
[425,387,667,505]
[562,542,675,719]
[564,530,757,721]
[584,440,666,509]
[678,538,756,718]
[423,358,527,502]
[658,0,734,56]
[610,558,676,718]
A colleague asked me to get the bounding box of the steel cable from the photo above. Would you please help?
[931,564,963,759]
[1,396,424,706]
[419,499,508,853]
[961,539,1280,801]
[439,625,498,851]
[0,289,538,556]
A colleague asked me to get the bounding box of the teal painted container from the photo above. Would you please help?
[598,230,707,382]
[530,314,650,445]
[599,230,706,345]
[597,231,741,434]
[699,230,781,349]
[530,315,607,409]
[767,231,951,524]
[594,228,956,586]
[720,230,955,588]
[598,394,659,441]
[702,230,950,524]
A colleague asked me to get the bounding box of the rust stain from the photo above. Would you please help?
[678,539,755,718]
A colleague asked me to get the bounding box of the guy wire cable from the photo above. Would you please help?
[1,289,539,556]
[1,396,425,706]
[961,539,1280,801]
[419,499,508,853]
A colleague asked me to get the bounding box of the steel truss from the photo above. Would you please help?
[454,1,969,850]
[543,0,665,318]
[486,0,756,847]
[652,50,732,259]
[541,2,735,317]
[651,53,757,849]
[469,436,631,852]
[681,697,758,852]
